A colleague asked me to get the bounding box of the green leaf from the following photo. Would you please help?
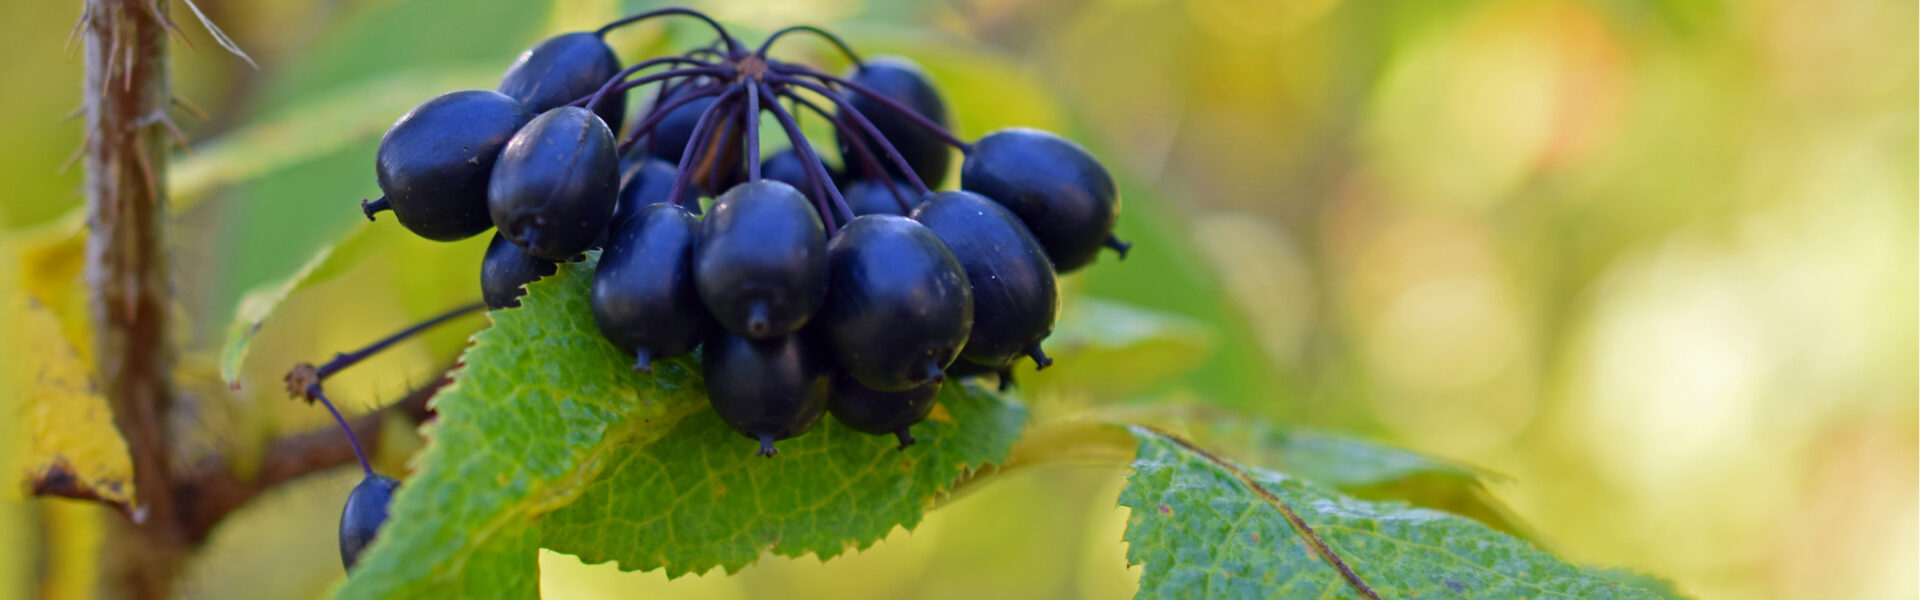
[336,255,1026,599]
[541,379,1024,576]
[1119,425,1671,599]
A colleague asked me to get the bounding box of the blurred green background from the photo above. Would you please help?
[1,0,1913,598]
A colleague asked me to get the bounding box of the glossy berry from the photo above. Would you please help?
[498,32,626,132]
[612,158,697,228]
[840,178,918,216]
[703,330,831,456]
[960,128,1124,272]
[592,203,712,372]
[488,106,620,260]
[365,90,533,241]
[820,215,972,391]
[694,181,828,340]
[911,191,1059,369]
[829,371,939,449]
[762,147,842,203]
[481,233,558,310]
[339,474,399,570]
[837,57,952,186]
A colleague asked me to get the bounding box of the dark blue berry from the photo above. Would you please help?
[837,57,952,186]
[592,203,712,372]
[911,191,1059,369]
[820,215,972,390]
[960,128,1124,272]
[762,146,843,203]
[693,181,828,340]
[612,158,698,228]
[829,371,939,449]
[339,474,399,570]
[498,32,626,132]
[365,90,533,241]
[703,330,831,457]
[488,106,620,260]
[839,178,919,216]
[481,233,558,310]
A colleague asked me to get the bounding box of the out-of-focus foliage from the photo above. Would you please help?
[0,0,1911,598]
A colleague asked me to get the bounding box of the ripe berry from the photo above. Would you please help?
[612,158,697,228]
[592,203,712,372]
[837,57,952,186]
[481,233,559,310]
[960,128,1125,272]
[693,181,828,340]
[488,106,620,260]
[840,178,918,216]
[364,90,533,241]
[911,191,1059,369]
[829,371,939,449]
[703,330,831,456]
[339,474,399,570]
[762,147,843,203]
[498,32,626,132]
[819,215,972,390]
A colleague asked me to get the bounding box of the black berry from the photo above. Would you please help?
[612,158,697,228]
[488,106,620,260]
[837,57,952,187]
[840,178,919,216]
[498,32,626,132]
[702,329,831,457]
[819,215,972,391]
[911,191,1059,369]
[828,371,939,449]
[693,180,828,340]
[339,474,399,570]
[762,146,842,203]
[481,232,559,310]
[960,128,1124,272]
[592,203,712,372]
[364,90,533,241]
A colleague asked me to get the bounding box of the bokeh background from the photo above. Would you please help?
[1,0,1913,599]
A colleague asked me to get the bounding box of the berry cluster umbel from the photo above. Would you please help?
[362,7,1128,458]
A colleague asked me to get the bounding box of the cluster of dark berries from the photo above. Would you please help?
[362,8,1127,459]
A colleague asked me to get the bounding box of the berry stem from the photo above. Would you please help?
[595,7,744,56]
[755,25,864,68]
[304,385,373,477]
[360,196,391,220]
[785,93,915,211]
[663,85,744,211]
[771,65,973,152]
[576,60,721,113]
[773,76,932,194]
[618,83,725,156]
[286,301,484,478]
[745,82,761,182]
[759,81,853,228]
[312,302,487,380]
[595,66,730,102]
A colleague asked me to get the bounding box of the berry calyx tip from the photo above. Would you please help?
[360,196,391,221]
